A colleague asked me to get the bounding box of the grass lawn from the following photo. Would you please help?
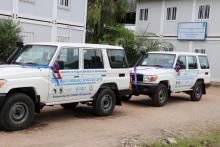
[141,129,220,147]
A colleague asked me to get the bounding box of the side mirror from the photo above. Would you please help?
[56,61,64,70]
[52,61,64,73]
[175,64,181,72]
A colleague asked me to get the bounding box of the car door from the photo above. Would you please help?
[174,55,189,91]
[198,55,211,83]
[49,47,83,103]
[106,49,130,91]
[81,48,106,98]
[186,55,200,89]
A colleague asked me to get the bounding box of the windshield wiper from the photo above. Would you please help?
[151,65,163,67]
[24,62,39,66]
[13,61,22,65]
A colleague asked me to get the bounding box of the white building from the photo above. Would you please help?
[0,0,88,43]
[135,0,220,82]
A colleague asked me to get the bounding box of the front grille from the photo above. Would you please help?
[131,74,143,82]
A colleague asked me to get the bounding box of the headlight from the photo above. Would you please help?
[0,80,6,88]
[143,75,158,82]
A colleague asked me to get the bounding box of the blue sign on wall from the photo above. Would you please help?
[177,22,208,41]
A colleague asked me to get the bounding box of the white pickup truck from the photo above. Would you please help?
[128,51,211,106]
[0,42,130,131]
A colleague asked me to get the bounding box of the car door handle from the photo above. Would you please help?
[119,73,125,77]
[101,75,106,77]
[74,75,79,78]
[205,72,209,75]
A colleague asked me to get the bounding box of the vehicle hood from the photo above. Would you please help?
[0,64,49,79]
[129,66,174,75]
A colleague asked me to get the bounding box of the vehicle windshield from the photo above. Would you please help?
[140,53,176,68]
[12,45,57,66]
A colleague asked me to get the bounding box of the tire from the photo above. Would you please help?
[190,81,203,101]
[93,89,116,116]
[121,94,132,101]
[152,84,168,107]
[61,102,78,109]
[0,93,35,131]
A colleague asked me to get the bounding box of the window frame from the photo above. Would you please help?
[55,47,80,70]
[19,0,35,4]
[107,49,129,69]
[166,7,177,21]
[58,0,71,10]
[198,4,210,20]
[176,55,187,70]
[139,8,148,21]
[195,49,206,54]
[198,55,210,69]
[187,56,198,70]
[83,49,104,69]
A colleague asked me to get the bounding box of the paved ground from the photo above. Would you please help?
[0,87,220,147]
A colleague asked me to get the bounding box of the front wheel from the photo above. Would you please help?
[0,93,35,131]
[190,82,203,101]
[152,84,168,107]
[93,89,116,116]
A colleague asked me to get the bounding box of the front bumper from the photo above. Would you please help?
[131,82,158,96]
[0,94,6,108]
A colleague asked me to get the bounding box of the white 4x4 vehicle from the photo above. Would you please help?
[128,52,211,106]
[0,42,130,131]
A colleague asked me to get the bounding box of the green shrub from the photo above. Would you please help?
[0,19,21,60]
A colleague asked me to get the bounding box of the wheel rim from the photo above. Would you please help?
[101,95,112,110]
[158,89,167,103]
[9,102,29,125]
[196,86,202,98]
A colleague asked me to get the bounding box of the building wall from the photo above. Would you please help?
[136,0,162,36]
[0,0,87,43]
[136,0,220,82]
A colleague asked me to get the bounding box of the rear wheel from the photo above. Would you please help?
[152,84,168,107]
[61,102,78,109]
[93,89,116,116]
[0,93,35,131]
[190,81,203,101]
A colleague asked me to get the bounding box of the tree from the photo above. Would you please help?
[101,26,174,67]
[86,0,174,67]
[0,19,21,60]
[86,0,127,43]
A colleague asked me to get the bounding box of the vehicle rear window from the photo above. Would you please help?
[107,49,128,68]
[199,56,209,69]
[84,49,104,69]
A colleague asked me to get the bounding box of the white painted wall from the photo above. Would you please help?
[0,0,87,43]
[0,0,13,14]
[136,0,162,36]
[135,0,220,82]
[18,0,53,19]
[163,0,193,36]
[57,0,87,26]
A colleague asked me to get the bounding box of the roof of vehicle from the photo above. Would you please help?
[25,42,124,50]
[148,51,207,56]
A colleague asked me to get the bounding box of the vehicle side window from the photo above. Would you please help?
[56,48,79,70]
[107,49,128,68]
[176,56,186,69]
[199,56,209,69]
[188,56,198,69]
[84,49,104,69]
